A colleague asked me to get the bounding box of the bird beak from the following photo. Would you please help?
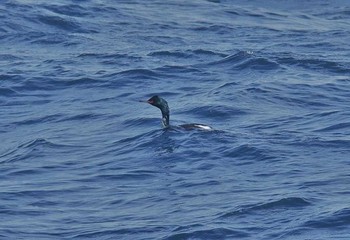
[139,100,151,104]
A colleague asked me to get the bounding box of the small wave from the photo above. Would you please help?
[36,15,91,33]
[192,49,227,57]
[193,24,236,34]
[177,180,220,189]
[156,65,202,74]
[176,86,200,92]
[42,4,89,18]
[254,197,311,209]
[0,54,22,61]
[314,110,340,118]
[221,144,276,162]
[94,171,157,181]
[315,122,350,132]
[148,50,191,58]
[12,114,63,126]
[18,138,82,152]
[0,138,79,164]
[315,8,350,20]
[304,207,350,229]
[77,52,141,61]
[215,82,239,90]
[16,77,106,91]
[209,51,250,66]
[114,129,163,145]
[238,57,280,70]
[206,51,280,71]
[189,105,247,120]
[4,2,34,14]
[72,226,167,239]
[0,205,45,217]
[270,89,331,109]
[277,56,350,74]
[108,68,162,80]
[224,7,286,22]
[0,74,23,81]
[293,136,350,149]
[20,138,55,149]
[59,77,103,87]
[149,49,227,60]
[61,113,103,122]
[165,227,249,239]
[30,34,67,45]
[121,117,157,128]
[221,197,311,218]
[0,87,18,96]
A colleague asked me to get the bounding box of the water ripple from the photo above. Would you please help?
[2,0,350,239]
[220,197,311,218]
[164,227,249,239]
[204,51,280,71]
[304,207,350,229]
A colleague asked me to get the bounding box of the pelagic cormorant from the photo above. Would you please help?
[141,95,213,130]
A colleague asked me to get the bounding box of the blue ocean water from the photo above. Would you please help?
[1,0,350,239]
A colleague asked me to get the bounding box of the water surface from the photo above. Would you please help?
[1,0,350,239]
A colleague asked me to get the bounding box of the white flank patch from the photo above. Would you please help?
[194,124,213,130]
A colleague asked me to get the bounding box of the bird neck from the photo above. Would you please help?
[161,107,170,128]
[155,97,170,128]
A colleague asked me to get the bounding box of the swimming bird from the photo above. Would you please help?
[141,95,213,130]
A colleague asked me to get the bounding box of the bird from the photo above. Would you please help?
[141,95,213,130]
